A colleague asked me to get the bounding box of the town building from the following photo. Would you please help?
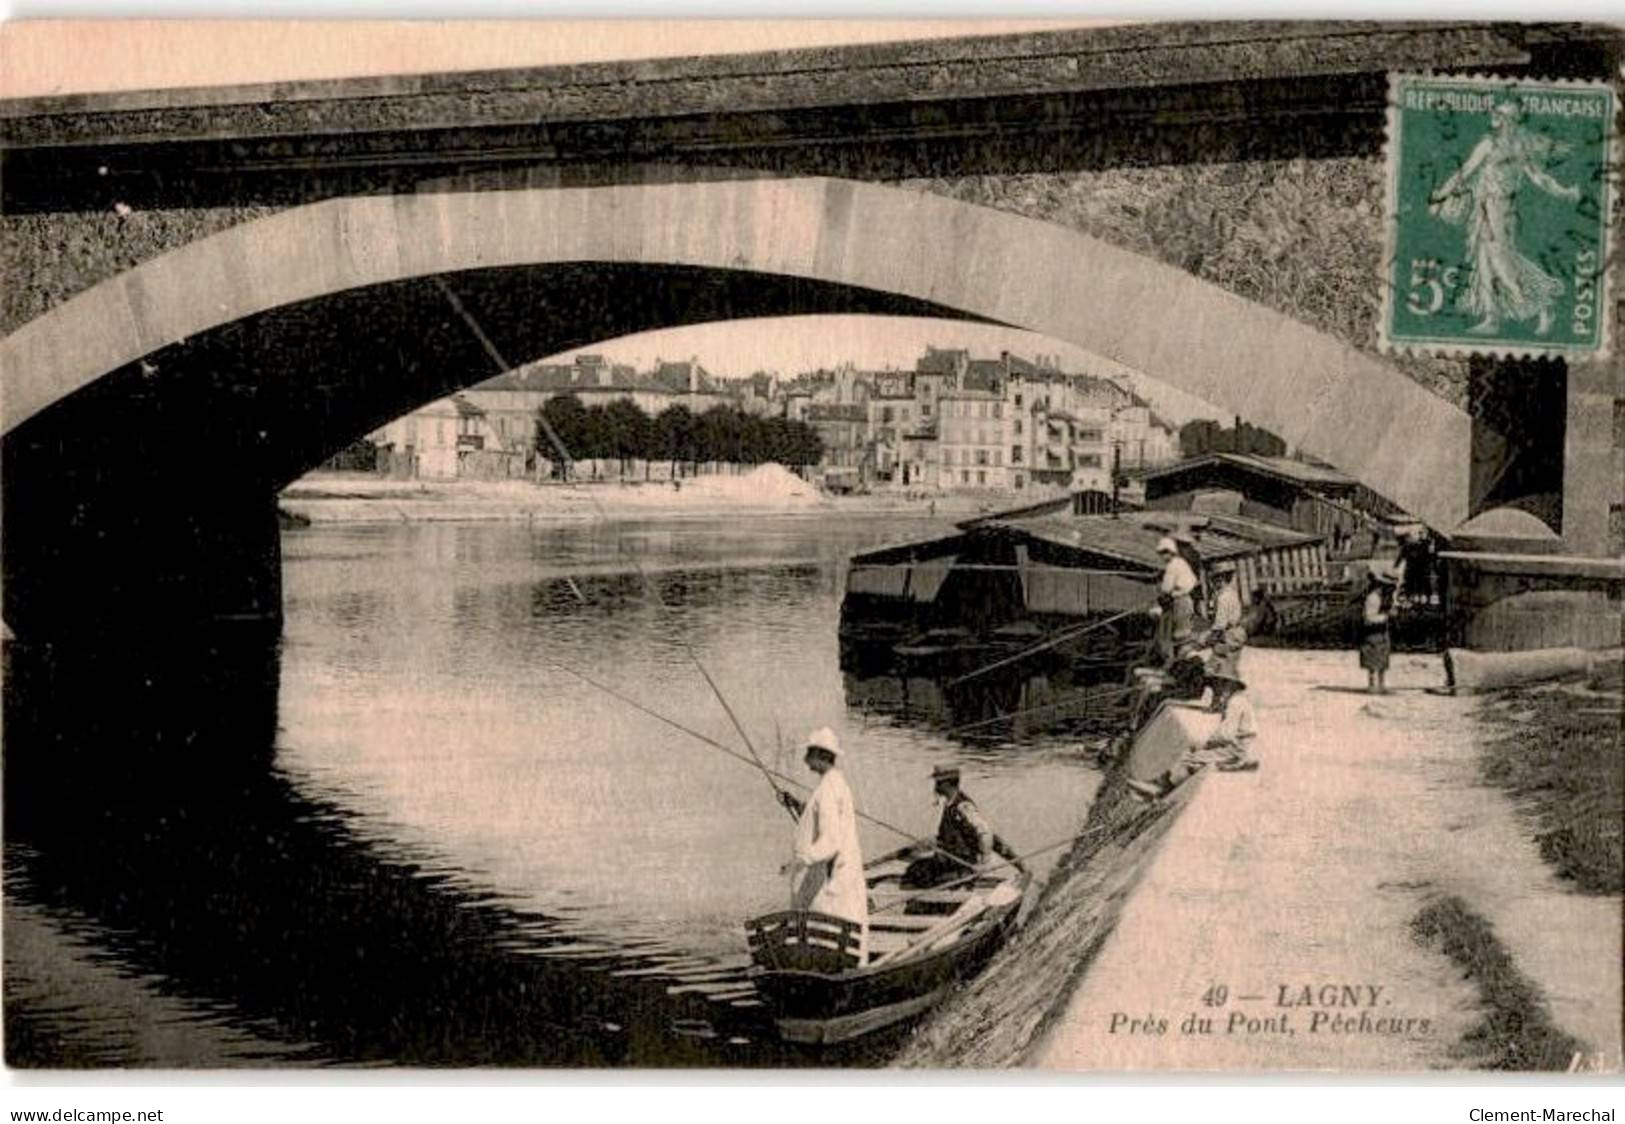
[370,393,512,480]
[367,353,739,478]
[803,402,870,488]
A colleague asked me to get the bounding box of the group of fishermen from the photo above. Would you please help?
[773,528,1261,941]
[1124,532,1259,800]
[775,727,1025,950]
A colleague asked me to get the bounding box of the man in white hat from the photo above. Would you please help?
[1150,536,1198,664]
[777,727,868,946]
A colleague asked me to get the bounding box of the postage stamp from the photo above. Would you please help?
[1381,73,1616,360]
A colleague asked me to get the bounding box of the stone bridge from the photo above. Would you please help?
[2,21,1620,644]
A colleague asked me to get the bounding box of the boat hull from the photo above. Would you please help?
[748,894,1021,1045]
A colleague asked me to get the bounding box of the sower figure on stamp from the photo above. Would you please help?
[776,727,867,953]
[1428,99,1582,337]
[1127,662,1258,802]
[901,765,1026,889]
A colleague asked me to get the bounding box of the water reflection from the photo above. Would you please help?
[4,634,792,1066]
[841,649,1136,751]
[5,515,1103,1067]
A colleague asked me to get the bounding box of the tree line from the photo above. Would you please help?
[535,395,824,479]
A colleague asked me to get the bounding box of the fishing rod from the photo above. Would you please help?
[939,682,1140,738]
[544,655,976,870]
[867,829,1105,915]
[435,278,796,820]
[851,562,1149,577]
[946,606,1146,687]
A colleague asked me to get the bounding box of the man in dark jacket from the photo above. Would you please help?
[901,765,1026,888]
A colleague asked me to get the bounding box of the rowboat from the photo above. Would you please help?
[743,849,1029,1044]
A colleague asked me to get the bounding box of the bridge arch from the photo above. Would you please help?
[2,177,1470,637]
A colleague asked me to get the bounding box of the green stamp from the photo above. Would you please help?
[1382,73,1615,358]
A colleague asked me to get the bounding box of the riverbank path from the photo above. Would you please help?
[1033,647,1622,1071]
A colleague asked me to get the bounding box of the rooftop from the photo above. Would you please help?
[965,508,1320,571]
[1140,452,1356,490]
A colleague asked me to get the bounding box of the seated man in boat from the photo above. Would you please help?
[1126,664,1258,801]
[900,765,1026,889]
[775,727,868,950]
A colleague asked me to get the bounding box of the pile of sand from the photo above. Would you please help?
[682,463,817,506]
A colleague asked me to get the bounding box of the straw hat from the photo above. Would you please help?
[1155,536,1178,555]
[805,727,843,758]
[931,764,961,784]
[1212,560,1237,577]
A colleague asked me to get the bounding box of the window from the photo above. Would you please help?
[1014,419,1022,436]
[961,470,970,484]
[922,403,932,418]
[977,471,986,485]
[1014,473,1025,489]
[1014,393,1023,407]
[977,402,987,419]
[992,403,1002,420]
[944,449,955,466]
[976,449,989,466]
[1079,454,1103,468]
[1078,428,1103,443]
[992,450,1002,467]
[1012,445,1023,463]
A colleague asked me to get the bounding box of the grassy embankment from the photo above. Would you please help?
[1476,676,1623,896]
[1411,670,1622,1070]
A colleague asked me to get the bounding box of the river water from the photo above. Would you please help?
[4,513,1107,1067]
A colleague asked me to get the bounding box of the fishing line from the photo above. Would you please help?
[938,682,1140,737]
[946,606,1145,687]
[543,656,977,870]
[435,277,795,819]
[867,830,1104,916]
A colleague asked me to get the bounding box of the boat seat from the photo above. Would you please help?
[746,910,863,972]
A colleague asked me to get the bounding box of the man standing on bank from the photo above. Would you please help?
[1209,560,1243,637]
[1150,536,1198,665]
[777,728,868,945]
[902,765,1026,889]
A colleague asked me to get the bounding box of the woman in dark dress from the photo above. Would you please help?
[1359,568,1398,694]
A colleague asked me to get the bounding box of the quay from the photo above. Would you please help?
[900,647,1622,1070]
